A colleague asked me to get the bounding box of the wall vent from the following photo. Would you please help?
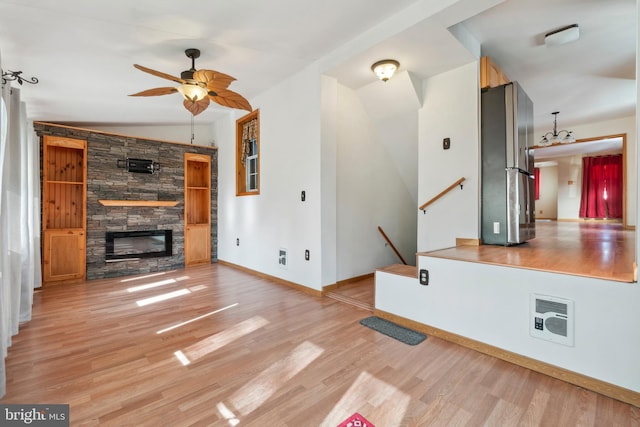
[530,294,574,346]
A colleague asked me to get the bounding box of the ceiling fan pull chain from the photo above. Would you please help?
[190,114,195,144]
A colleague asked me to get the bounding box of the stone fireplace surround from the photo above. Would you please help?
[35,123,218,280]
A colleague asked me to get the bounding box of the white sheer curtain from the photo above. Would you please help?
[0,73,41,398]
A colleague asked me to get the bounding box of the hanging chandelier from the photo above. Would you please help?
[539,111,575,146]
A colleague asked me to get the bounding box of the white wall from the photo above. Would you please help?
[536,164,558,219]
[321,76,338,288]
[216,70,420,288]
[556,156,583,220]
[418,61,480,251]
[336,83,418,279]
[376,257,640,392]
[215,65,325,291]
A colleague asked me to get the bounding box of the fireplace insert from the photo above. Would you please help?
[105,230,172,261]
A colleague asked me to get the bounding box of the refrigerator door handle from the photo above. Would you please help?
[506,167,533,177]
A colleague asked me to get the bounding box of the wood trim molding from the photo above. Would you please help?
[217,260,322,297]
[322,283,338,294]
[456,238,481,246]
[374,309,640,408]
[98,200,180,207]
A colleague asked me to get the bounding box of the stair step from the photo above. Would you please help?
[377,264,417,278]
[325,291,374,311]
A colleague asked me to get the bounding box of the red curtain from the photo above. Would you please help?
[579,154,623,218]
[534,167,540,200]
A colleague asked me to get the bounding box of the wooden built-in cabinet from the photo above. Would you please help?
[184,153,211,266]
[42,136,87,284]
[480,56,510,90]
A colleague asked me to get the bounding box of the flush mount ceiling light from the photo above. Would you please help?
[544,24,580,46]
[539,111,575,146]
[371,59,399,82]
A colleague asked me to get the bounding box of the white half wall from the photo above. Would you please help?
[376,256,640,393]
[418,61,480,252]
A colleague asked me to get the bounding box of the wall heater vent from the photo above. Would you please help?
[530,294,574,346]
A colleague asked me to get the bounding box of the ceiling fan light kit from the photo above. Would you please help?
[371,59,399,82]
[544,24,580,47]
[177,82,208,102]
[129,48,252,116]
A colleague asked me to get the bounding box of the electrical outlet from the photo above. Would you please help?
[301,190,306,201]
[236,238,240,246]
[305,249,310,261]
[419,269,429,286]
[279,248,288,269]
[443,137,451,150]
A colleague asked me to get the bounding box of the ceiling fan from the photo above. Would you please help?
[129,48,252,116]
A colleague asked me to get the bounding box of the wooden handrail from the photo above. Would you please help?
[377,226,407,265]
[419,177,465,211]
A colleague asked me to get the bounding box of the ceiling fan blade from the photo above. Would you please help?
[128,87,178,97]
[193,69,236,90]
[209,88,252,112]
[134,64,184,84]
[183,97,210,116]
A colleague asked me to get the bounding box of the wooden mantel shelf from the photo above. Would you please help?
[98,200,180,207]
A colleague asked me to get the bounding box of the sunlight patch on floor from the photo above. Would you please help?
[157,303,239,334]
[321,371,410,426]
[120,271,173,283]
[127,278,177,293]
[177,316,269,364]
[227,341,324,416]
[136,288,191,306]
[174,350,190,366]
[216,402,240,426]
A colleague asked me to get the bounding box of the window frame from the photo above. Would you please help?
[236,109,260,196]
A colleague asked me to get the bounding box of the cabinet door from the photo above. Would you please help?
[43,229,86,283]
[185,224,210,266]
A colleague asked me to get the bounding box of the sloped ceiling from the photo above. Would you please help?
[0,0,636,133]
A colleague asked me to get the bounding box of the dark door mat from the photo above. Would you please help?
[360,316,426,345]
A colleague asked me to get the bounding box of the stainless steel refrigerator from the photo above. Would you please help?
[481,82,535,245]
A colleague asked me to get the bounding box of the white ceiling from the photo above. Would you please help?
[0,0,636,134]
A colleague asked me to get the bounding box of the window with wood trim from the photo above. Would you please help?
[236,110,260,195]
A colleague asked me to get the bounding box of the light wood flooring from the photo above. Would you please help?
[425,221,636,283]
[2,263,639,426]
